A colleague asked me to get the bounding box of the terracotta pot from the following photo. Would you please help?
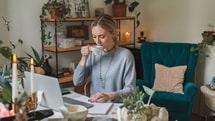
[48,4,64,19]
[112,4,127,17]
[34,67,45,75]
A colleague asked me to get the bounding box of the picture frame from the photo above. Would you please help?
[66,0,90,18]
[67,25,89,40]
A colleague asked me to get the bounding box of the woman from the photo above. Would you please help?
[73,14,136,103]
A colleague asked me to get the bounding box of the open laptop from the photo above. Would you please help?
[23,71,93,112]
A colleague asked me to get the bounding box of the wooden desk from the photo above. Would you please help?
[48,117,117,121]
[39,91,121,121]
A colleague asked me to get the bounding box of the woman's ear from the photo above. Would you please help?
[112,31,117,38]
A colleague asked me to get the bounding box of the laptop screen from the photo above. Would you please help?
[24,71,64,111]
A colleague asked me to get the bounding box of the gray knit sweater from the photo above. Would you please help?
[73,47,136,102]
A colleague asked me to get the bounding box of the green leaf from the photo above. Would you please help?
[17,57,30,72]
[18,39,23,45]
[128,1,139,13]
[0,40,3,45]
[0,46,12,59]
[136,20,140,28]
[14,91,28,104]
[0,87,12,107]
[26,46,44,67]
[104,0,112,4]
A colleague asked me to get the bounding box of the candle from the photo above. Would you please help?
[30,58,35,93]
[124,32,131,42]
[12,53,18,102]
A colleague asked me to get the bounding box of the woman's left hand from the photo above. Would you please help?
[88,93,110,103]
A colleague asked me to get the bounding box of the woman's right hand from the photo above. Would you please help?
[81,45,91,56]
[79,45,91,66]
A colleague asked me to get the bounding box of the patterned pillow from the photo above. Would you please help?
[152,63,187,94]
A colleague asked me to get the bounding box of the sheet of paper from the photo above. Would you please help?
[73,95,113,115]
[88,103,113,115]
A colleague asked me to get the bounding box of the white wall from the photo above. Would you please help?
[0,0,9,66]
[1,0,215,115]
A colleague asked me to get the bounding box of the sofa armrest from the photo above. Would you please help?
[184,82,198,98]
[136,79,151,91]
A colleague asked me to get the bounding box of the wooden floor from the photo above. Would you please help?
[191,113,215,121]
[191,113,202,121]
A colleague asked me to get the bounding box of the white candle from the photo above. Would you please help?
[124,32,131,42]
[30,58,35,93]
[12,53,18,102]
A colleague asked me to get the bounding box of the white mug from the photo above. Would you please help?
[90,46,103,55]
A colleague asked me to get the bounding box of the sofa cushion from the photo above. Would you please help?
[152,63,187,94]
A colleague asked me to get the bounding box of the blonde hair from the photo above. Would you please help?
[91,14,117,42]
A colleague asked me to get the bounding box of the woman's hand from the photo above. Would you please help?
[88,92,114,103]
[80,45,91,66]
[81,45,91,56]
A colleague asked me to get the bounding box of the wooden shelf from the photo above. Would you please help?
[45,45,82,52]
[44,41,134,52]
[118,41,134,46]
[44,16,135,22]
[58,74,73,83]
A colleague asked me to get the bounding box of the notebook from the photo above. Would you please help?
[23,71,94,112]
[23,71,112,114]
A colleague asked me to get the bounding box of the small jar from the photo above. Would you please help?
[57,32,66,44]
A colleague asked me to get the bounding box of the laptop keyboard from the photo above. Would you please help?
[63,97,94,109]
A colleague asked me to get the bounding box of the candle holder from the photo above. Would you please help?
[12,103,19,114]
[124,32,131,42]
[27,92,38,111]
[138,31,146,43]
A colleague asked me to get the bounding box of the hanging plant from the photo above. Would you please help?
[190,31,215,59]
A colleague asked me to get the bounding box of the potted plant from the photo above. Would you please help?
[104,0,141,28]
[0,77,29,120]
[0,39,30,73]
[190,31,215,60]
[118,87,168,121]
[119,88,148,121]
[40,0,70,66]
[41,0,71,19]
[40,0,70,47]
[25,46,52,75]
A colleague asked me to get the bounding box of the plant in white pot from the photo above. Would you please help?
[118,87,169,121]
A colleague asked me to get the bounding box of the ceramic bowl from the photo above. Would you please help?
[59,105,88,121]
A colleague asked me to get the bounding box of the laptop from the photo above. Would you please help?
[23,71,93,112]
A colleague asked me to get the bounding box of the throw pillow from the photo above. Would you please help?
[152,63,187,94]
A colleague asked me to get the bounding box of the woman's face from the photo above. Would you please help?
[92,25,115,51]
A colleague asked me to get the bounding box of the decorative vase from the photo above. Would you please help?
[112,4,127,17]
[117,105,169,121]
[117,107,147,121]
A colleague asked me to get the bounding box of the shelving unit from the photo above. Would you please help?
[41,16,136,84]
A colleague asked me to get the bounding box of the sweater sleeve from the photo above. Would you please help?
[73,56,91,86]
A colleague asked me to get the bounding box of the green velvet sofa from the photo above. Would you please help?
[136,42,198,121]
